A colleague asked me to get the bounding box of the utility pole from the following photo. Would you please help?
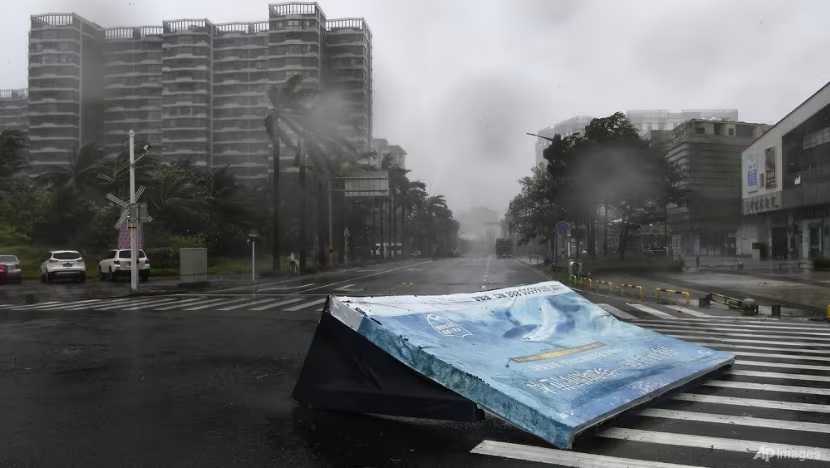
[128,130,138,293]
[327,179,333,267]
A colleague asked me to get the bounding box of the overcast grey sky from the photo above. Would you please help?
[2,0,830,216]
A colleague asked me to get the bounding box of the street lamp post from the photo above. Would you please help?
[248,231,259,283]
[128,131,138,293]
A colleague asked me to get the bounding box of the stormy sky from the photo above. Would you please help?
[2,0,830,218]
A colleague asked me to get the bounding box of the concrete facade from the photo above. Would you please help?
[664,119,768,258]
[19,3,372,180]
[626,109,738,138]
[0,89,28,133]
[739,82,830,261]
[27,13,105,171]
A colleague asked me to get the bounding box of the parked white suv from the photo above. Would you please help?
[98,249,150,281]
[40,250,86,283]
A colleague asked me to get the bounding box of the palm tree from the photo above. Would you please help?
[264,75,306,273]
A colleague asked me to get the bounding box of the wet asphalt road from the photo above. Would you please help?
[1,257,829,467]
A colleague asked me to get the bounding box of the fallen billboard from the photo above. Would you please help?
[324,281,734,449]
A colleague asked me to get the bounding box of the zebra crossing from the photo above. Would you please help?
[0,293,332,314]
[474,310,830,467]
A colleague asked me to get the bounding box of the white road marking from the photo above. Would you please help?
[644,322,830,338]
[644,327,830,342]
[597,303,637,320]
[217,298,277,311]
[731,350,830,362]
[729,369,830,383]
[183,297,251,311]
[737,359,830,372]
[673,393,830,413]
[637,407,830,434]
[258,283,314,292]
[301,260,433,293]
[470,440,705,468]
[250,297,304,311]
[627,303,675,319]
[631,318,830,332]
[285,298,326,312]
[690,340,830,356]
[121,298,183,311]
[37,299,103,310]
[89,297,166,310]
[598,427,830,463]
[152,297,221,311]
[333,283,358,291]
[10,300,65,310]
[665,305,710,318]
[662,332,830,349]
[704,379,830,396]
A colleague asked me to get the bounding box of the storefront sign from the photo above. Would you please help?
[328,282,734,449]
[744,191,782,215]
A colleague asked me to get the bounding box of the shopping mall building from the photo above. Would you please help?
[738,81,830,260]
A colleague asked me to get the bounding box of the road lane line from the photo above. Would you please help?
[631,318,830,332]
[690,341,830,356]
[10,300,67,310]
[643,323,830,338]
[258,283,314,292]
[470,440,706,468]
[250,297,304,311]
[644,327,830,342]
[665,305,710,318]
[152,297,224,311]
[731,350,830,362]
[737,359,830,372]
[36,299,103,310]
[302,260,433,293]
[703,379,830,396]
[598,427,830,462]
[673,393,830,413]
[661,332,830,349]
[184,297,252,311]
[89,297,167,310]
[217,298,277,311]
[728,369,830,382]
[637,408,830,434]
[285,298,326,312]
[729,369,830,383]
[627,303,675,319]
[121,298,184,311]
[597,303,638,320]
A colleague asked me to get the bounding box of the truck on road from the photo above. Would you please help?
[495,238,513,258]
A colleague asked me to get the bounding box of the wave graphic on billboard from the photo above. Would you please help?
[328,281,734,449]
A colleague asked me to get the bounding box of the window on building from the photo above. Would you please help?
[695,126,705,134]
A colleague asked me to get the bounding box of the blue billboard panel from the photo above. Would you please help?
[329,281,734,449]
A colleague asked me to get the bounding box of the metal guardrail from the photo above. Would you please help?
[700,292,759,316]
[618,283,645,300]
[655,288,690,305]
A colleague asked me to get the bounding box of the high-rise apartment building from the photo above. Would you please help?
[0,89,28,133]
[212,22,270,179]
[102,26,163,157]
[325,18,372,152]
[18,3,373,180]
[27,13,104,171]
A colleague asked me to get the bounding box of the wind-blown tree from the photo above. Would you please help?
[536,112,683,259]
[264,74,307,272]
[264,76,360,271]
[507,164,561,252]
[0,129,27,180]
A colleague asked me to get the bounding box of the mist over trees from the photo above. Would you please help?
[507,112,684,259]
